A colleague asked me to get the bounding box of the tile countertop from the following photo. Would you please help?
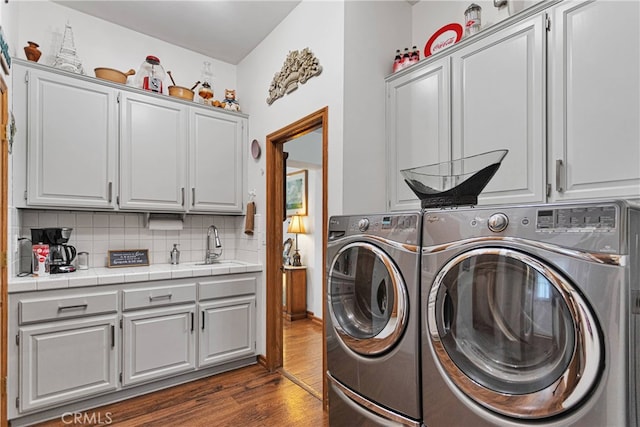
[9,261,263,293]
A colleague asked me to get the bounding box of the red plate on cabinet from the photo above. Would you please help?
[424,23,463,57]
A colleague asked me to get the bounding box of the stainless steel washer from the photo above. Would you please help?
[327,213,422,426]
[421,200,640,426]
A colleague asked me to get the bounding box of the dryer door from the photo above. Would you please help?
[427,247,602,419]
[328,242,408,356]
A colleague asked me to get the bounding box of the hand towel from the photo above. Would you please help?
[244,201,256,235]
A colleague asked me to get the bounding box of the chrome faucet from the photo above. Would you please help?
[205,225,223,264]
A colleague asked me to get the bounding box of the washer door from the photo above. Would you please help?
[428,247,602,419]
[328,242,408,356]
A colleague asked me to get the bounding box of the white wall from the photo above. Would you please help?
[8,1,236,98]
[283,165,322,319]
[343,1,412,215]
[237,0,345,354]
[411,0,538,56]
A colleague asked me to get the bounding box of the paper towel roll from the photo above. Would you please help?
[147,218,184,230]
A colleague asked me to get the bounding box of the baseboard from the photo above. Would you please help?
[256,354,267,368]
[307,312,323,327]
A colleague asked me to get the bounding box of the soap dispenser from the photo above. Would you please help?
[170,243,180,265]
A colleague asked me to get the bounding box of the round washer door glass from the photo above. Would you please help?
[428,247,602,419]
[328,242,408,356]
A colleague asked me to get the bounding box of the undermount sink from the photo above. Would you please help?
[193,260,244,266]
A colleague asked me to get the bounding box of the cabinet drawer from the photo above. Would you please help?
[123,283,196,311]
[199,275,256,301]
[19,291,118,325]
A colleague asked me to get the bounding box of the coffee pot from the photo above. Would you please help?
[49,244,77,268]
[30,227,77,273]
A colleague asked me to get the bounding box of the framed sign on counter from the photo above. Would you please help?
[108,249,150,268]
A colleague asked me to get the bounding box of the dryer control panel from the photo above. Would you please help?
[422,201,628,255]
[537,205,617,231]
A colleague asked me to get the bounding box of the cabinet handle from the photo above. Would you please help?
[202,311,205,330]
[555,159,565,193]
[192,188,195,206]
[191,312,194,332]
[58,304,88,311]
[149,293,172,302]
[111,325,115,348]
[181,188,185,206]
[108,182,113,203]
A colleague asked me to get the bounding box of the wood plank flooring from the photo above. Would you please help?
[33,320,327,426]
[283,317,323,398]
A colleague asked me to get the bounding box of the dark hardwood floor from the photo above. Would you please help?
[283,317,323,398]
[33,319,327,426]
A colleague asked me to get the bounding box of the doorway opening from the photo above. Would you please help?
[265,107,328,406]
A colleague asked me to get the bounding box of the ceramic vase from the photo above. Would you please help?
[24,41,41,62]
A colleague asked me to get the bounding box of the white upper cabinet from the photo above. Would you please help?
[13,60,247,214]
[20,65,118,209]
[548,0,640,201]
[189,107,245,213]
[119,92,188,211]
[386,12,545,210]
[386,57,451,211]
[451,13,546,206]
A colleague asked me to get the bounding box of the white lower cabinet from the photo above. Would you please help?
[199,296,256,368]
[9,274,258,423]
[198,275,257,368]
[16,290,119,413]
[122,305,196,386]
[19,314,118,412]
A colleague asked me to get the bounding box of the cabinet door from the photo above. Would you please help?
[548,0,640,201]
[386,58,451,211]
[451,13,546,205]
[198,295,256,368]
[189,107,245,213]
[26,67,118,209]
[122,304,196,386]
[119,92,188,211]
[19,315,118,412]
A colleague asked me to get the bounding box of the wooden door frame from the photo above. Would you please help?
[265,107,328,407]
[1,73,9,426]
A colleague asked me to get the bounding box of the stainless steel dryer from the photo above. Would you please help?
[421,200,640,426]
[327,212,422,426]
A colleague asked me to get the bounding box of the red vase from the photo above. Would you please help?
[24,41,41,62]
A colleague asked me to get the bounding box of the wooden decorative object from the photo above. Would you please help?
[266,48,322,105]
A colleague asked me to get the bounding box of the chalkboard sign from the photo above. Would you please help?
[108,249,150,268]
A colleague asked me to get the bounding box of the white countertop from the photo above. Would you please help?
[9,260,263,293]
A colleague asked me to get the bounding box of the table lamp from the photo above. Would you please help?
[287,215,306,266]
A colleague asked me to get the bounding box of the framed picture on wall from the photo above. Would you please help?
[286,169,308,217]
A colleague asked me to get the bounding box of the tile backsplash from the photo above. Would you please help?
[12,209,261,276]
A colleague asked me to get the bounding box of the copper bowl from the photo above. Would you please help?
[94,67,135,84]
[168,85,195,101]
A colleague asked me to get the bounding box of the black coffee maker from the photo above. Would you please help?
[31,228,77,273]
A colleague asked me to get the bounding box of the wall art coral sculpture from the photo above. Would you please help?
[266,47,322,105]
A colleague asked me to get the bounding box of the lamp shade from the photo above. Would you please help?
[287,215,306,234]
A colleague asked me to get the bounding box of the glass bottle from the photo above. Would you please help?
[198,61,214,104]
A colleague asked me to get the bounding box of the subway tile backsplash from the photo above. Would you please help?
[13,209,261,275]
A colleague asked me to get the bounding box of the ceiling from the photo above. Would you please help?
[54,1,302,65]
